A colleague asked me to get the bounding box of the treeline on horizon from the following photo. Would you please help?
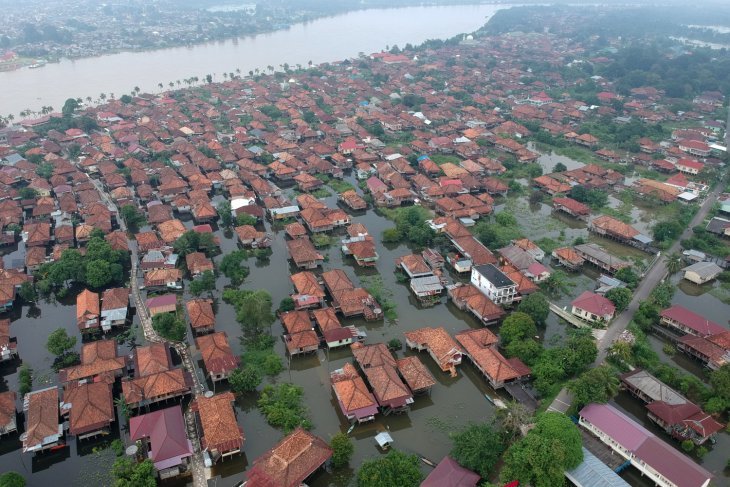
[480,5,730,99]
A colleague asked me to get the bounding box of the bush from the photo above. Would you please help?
[382,227,401,243]
[330,433,354,468]
[152,313,186,342]
[257,383,312,432]
[278,297,295,312]
[0,472,26,487]
[681,439,694,452]
[110,439,125,456]
[357,450,422,487]
[450,423,504,478]
[230,366,262,394]
[387,338,402,350]
[17,365,32,396]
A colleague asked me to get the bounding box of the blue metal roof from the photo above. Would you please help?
[565,448,630,487]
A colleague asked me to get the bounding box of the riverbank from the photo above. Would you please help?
[0,4,505,119]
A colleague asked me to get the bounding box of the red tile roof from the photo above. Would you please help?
[246,428,332,487]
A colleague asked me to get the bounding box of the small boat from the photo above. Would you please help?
[485,393,507,409]
[28,62,46,69]
[420,456,436,467]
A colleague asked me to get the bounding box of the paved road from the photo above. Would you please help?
[593,181,724,365]
[549,179,724,415]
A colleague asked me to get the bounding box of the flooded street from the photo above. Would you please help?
[2,171,728,484]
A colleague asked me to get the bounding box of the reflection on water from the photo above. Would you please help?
[3,171,728,485]
[0,4,504,117]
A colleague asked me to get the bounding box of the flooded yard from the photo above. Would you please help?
[2,171,728,486]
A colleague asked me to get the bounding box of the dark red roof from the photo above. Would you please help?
[660,305,726,337]
[421,456,480,487]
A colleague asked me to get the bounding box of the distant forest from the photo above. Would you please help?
[482,5,730,98]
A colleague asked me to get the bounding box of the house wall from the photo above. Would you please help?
[571,305,612,323]
[470,269,516,305]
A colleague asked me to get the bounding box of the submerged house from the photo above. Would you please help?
[455,328,530,389]
[61,382,114,440]
[620,369,723,445]
[191,392,244,463]
[331,363,379,424]
[352,343,413,415]
[129,406,194,479]
[246,428,332,487]
[22,387,63,453]
[579,403,713,487]
[404,327,463,377]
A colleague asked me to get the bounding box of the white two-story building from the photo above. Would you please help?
[470,264,517,305]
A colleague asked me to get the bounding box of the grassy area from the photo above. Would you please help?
[361,274,398,320]
[316,174,355,193]
[430,154,462,166]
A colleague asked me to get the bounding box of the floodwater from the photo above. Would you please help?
[528,142,586,174]
[0,4,504,118]
[2,171,728,484]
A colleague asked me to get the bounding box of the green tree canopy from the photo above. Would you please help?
[219,250,250,286]
[112,458,156,487]
[229,366,261,394]
[257,383,311,432]
[173,231,216,256]
[0,471,26,487]
[120,204,146,229]
[357,450,423,487]
[605,287,632,312]
[450,423,505,478]
[46,328,76,356]
[152,313,186,342]
[496,400,534,441]
[236,213,258,226]
[517,292,549,326]
[500,412,583,487]
[330,432,354,468]
[499,312,537,346]
[189,270,216,296]
[615,267,639,289]
[217,201,233,227]
[505,338,543,366]
[224,289,275,338]
[567,365,620,414]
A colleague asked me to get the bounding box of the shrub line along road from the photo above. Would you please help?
[549,179,724,413]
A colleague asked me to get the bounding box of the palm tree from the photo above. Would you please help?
[100,93,106,101]
[134,86,140,94]
[608,341,632,363]
[7,114,14,125]
[158,83,164,90]
[267,65,274,73]
[235,68,241,75]
[665,252,683,274]
[86,96,92,104]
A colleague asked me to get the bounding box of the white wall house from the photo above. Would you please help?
[470,264,517,305]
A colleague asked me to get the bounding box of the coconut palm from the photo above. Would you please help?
[158,83,163,90]
[665,252,683,274]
